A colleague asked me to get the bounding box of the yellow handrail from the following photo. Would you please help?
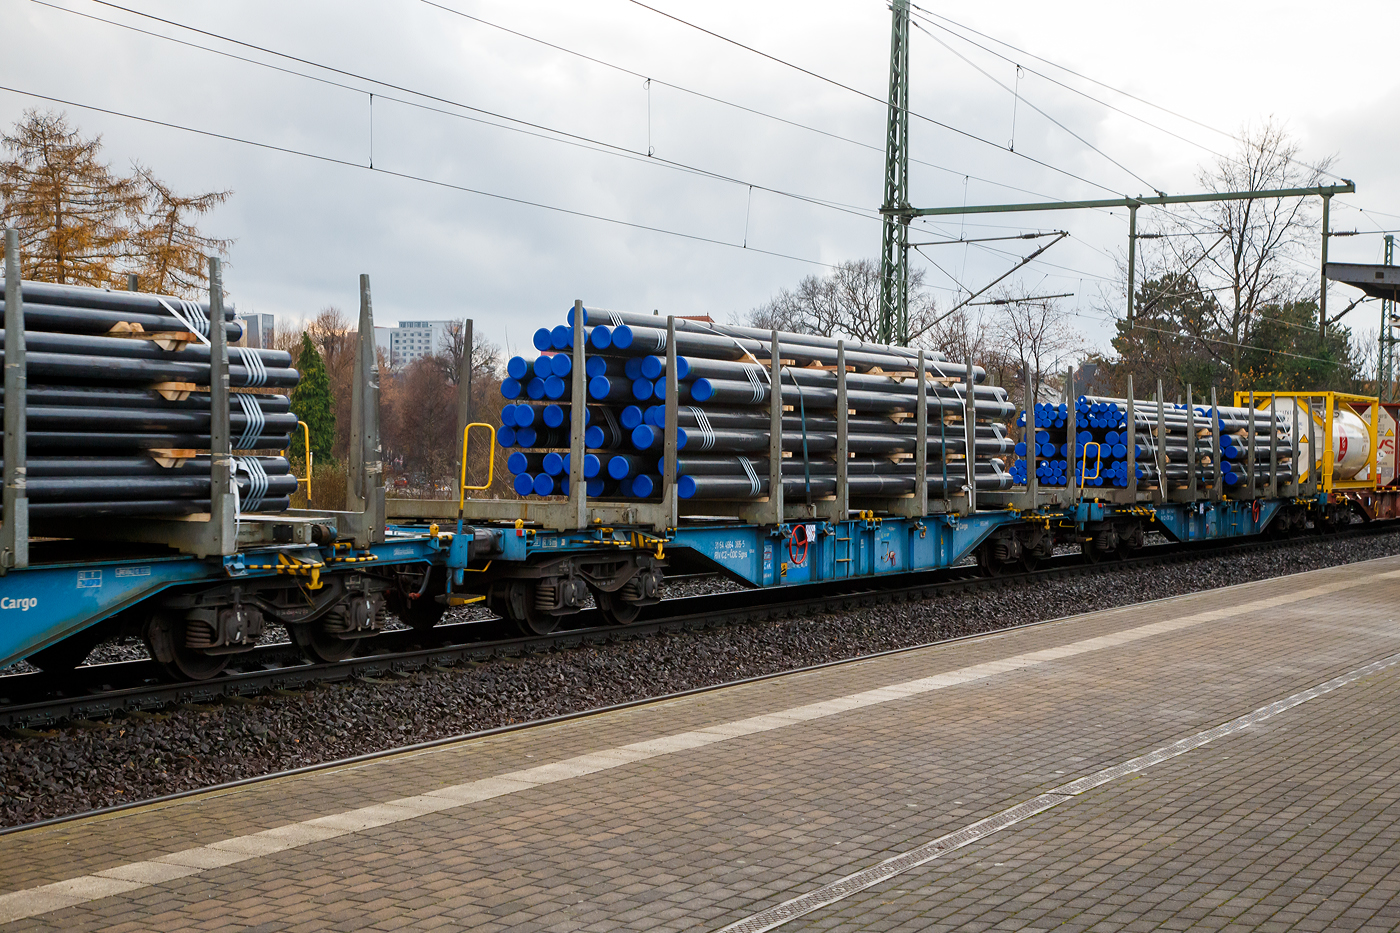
[297,420,313,501]
[1080,441,1102,481]
[458,422,498,508]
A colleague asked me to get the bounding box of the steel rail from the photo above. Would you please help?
[0,522,1393,730]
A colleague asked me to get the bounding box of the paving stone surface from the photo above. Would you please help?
[1,557,1398,931]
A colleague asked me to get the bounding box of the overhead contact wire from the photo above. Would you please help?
[0,82,838,268]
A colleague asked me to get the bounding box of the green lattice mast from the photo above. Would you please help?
[877,0,911,345]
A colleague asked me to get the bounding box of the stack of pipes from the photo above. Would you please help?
[1013,393,1294,492]
[0,280,300,518]
[500,306,1016,502]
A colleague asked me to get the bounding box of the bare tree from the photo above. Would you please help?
[741,258,940,345]
[434,319,501,387]
[989,290,1082,402]
[1166,119,1333,390]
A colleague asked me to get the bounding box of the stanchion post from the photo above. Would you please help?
[963,357,976,514]
[767,330,784,521]
[1247,391,1256,496]
[835,340,849,519]
[2,230,28,571]
[661,315,678,529]
[1066,367,1077,506]
[1023,366,1037,507]
[569,300,587,529]
[208,257,235,555]
[1155,380,1167,503]
[914,349,928,515]
[1126,375,1137,497]
[456,319,473,497]
[1186,385,1197,501]
[1211,386,1223,501]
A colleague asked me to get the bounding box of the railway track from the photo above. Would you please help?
[0,523,1393,730]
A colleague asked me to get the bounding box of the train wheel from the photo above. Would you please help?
[517,602,561,637]
[1020,554,1040,573]
[291,624,361,663]
[1080,541,1102,564]
[145,614,229,681]
[500,581,561,636]
[592,587,643,626]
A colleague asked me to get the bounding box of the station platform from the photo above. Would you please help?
[3,557,1400,932]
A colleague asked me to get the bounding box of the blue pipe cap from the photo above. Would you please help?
[532,474,556,496]
[543,404,565,428]
[641,355,665,380]
[507,356,530,380]
[567,305,588,327]
[678,474,697,499]
[507,451,531,474]
[551,353,572,377]
[586,356,608,378]
[589,325,612,350]
[608,455,632,480]
[610,324,633,349]
[544,376,568,400]
[563,453,602,478]
[498,425,517,447]
[513,472,536,496]
[526,378,546,400]
[532,328,552,351]
[516,426,538,448]
[631,424,656,449]
[624,357,643,379]
[499,404,517,427]
[588,375,612,400]
[513,404,536,427]
[564,476,605,497]
[542,452,565,475]
[533,355,552,378]
[644,404,664,427]
[632,474,656,497]
[632,378,654,400]
[585,424,605,448]
[690,378,715,402]
[620,405,644,429]
[550,325,572,350]
[500,378,523,400]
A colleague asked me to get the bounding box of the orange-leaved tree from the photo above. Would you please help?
[0,109,230,296]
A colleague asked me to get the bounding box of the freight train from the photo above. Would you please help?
[3,266,1398,683]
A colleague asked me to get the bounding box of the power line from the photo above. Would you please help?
[909,19,1161,194]
[0,82,840,269]
[908,4,1347,185]
[414,0,1093,207]
[618,0,1132,198]
[44,0,882,226]
[907,7,1234,168]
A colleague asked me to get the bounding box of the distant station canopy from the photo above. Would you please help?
[1324,261,1400,301]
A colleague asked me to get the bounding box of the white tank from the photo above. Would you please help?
[1264,398,1371,481]
[1329,407,1371,480]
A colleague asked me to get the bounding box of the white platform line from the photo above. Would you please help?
[713,650,1400,933]
[0,570,1386,924]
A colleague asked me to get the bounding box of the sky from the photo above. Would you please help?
[3,0,1398,359]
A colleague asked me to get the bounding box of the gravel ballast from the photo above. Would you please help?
[3,531,1399,829]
